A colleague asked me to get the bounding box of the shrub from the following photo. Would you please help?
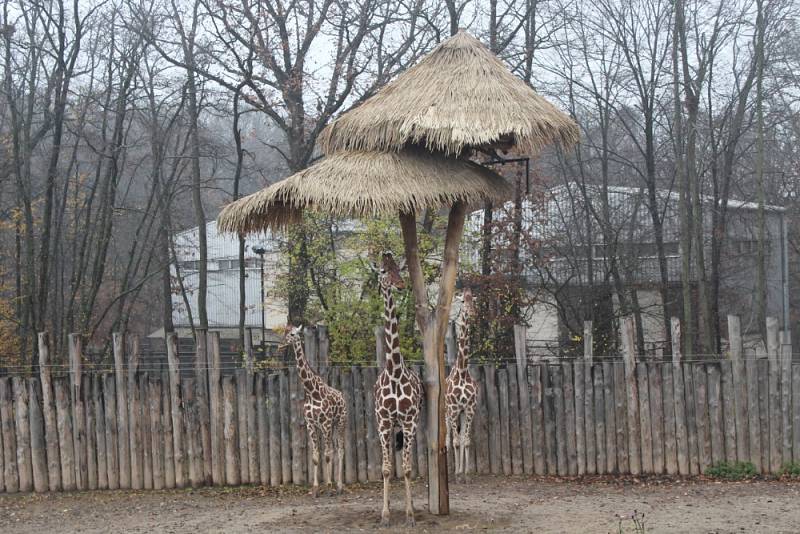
[705,461,757,480]
[780,462,800,477]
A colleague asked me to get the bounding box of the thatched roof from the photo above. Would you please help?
[318,31,579,156]
[217,150,513,234]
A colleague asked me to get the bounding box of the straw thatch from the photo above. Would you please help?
[217,150,512,234]
[318,31,579,156]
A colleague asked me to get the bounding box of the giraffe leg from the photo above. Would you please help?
[323,426,334,495]
[402,425,416,527]
[378,422,393,526]
[336,416,346,494]
[307,423,320,497]
[462,404,476,482]
[446,406,460,477]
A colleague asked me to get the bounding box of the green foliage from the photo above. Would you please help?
[705,461,758,480]
[276,211,445,364]
[780,462,800,477]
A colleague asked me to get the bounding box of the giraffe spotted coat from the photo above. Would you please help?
[285,325,347,496]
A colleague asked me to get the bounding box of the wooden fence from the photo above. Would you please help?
[0,316,797,493]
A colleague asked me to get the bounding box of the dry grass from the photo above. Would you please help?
[318,31,579,156]
[217,149,513,234]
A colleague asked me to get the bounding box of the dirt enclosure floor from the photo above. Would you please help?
[2,475,800,533]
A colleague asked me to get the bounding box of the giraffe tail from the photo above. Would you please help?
[395,430,404,451]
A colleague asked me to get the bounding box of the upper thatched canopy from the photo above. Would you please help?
[217,149,513,234]
[318,31,579,156]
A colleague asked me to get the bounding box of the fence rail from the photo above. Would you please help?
[0,316,796,494]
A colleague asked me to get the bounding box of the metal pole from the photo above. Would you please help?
[252,246,267,356]
[260,253,266,348]
[781,210,790,332]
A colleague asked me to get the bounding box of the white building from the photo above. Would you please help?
[167,220,288,342]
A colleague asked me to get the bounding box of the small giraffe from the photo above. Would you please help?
[373,251,422,527]
[284,325,347,497]
[445,287,478,481]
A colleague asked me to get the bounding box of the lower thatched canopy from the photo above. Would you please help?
[217,150,513,234]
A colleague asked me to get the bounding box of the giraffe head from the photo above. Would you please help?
[458,287,476,321]
[283,324,304,347]
[376,251,405,291]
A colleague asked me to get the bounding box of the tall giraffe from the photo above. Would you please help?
[284,325,347,496]
[445,287,477,480]
[373,251,422,527]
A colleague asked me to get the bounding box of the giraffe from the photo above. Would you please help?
[283,324,347,497]
[445,287,478,481]
[372,251,422,527]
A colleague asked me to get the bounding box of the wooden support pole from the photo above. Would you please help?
[37,332,61,491]
[166,332,186,487]
[68,333,87,490]
[112,333,130,489]
[161,371,175,488]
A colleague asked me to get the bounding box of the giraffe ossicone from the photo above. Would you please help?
[284,324,347,497]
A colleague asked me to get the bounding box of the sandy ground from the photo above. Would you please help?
[1,475,799,533]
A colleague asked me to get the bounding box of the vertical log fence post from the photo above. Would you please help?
[37,332,61,491]
[13,377,33,492]
[621,316,641,475]
[766,317,781,472]
[583,321,593,363]
[446,321,457,367]
[195,329,213,485]
[671,318,689,475]
[375,326,385,368]
[112,333,130,489]
[68,333,87,489]
[245,329,259,483]
[727,315,749,463]
[317,324,330,375]
[128,335,143,489]
[780,330,792,466]
[209,331,224,485]
[166,332,186,487]
[513,324,534,474]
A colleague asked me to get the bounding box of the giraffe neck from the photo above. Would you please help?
[291,336,319,394]
[456,311,470,370]
[380,283,404,372]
